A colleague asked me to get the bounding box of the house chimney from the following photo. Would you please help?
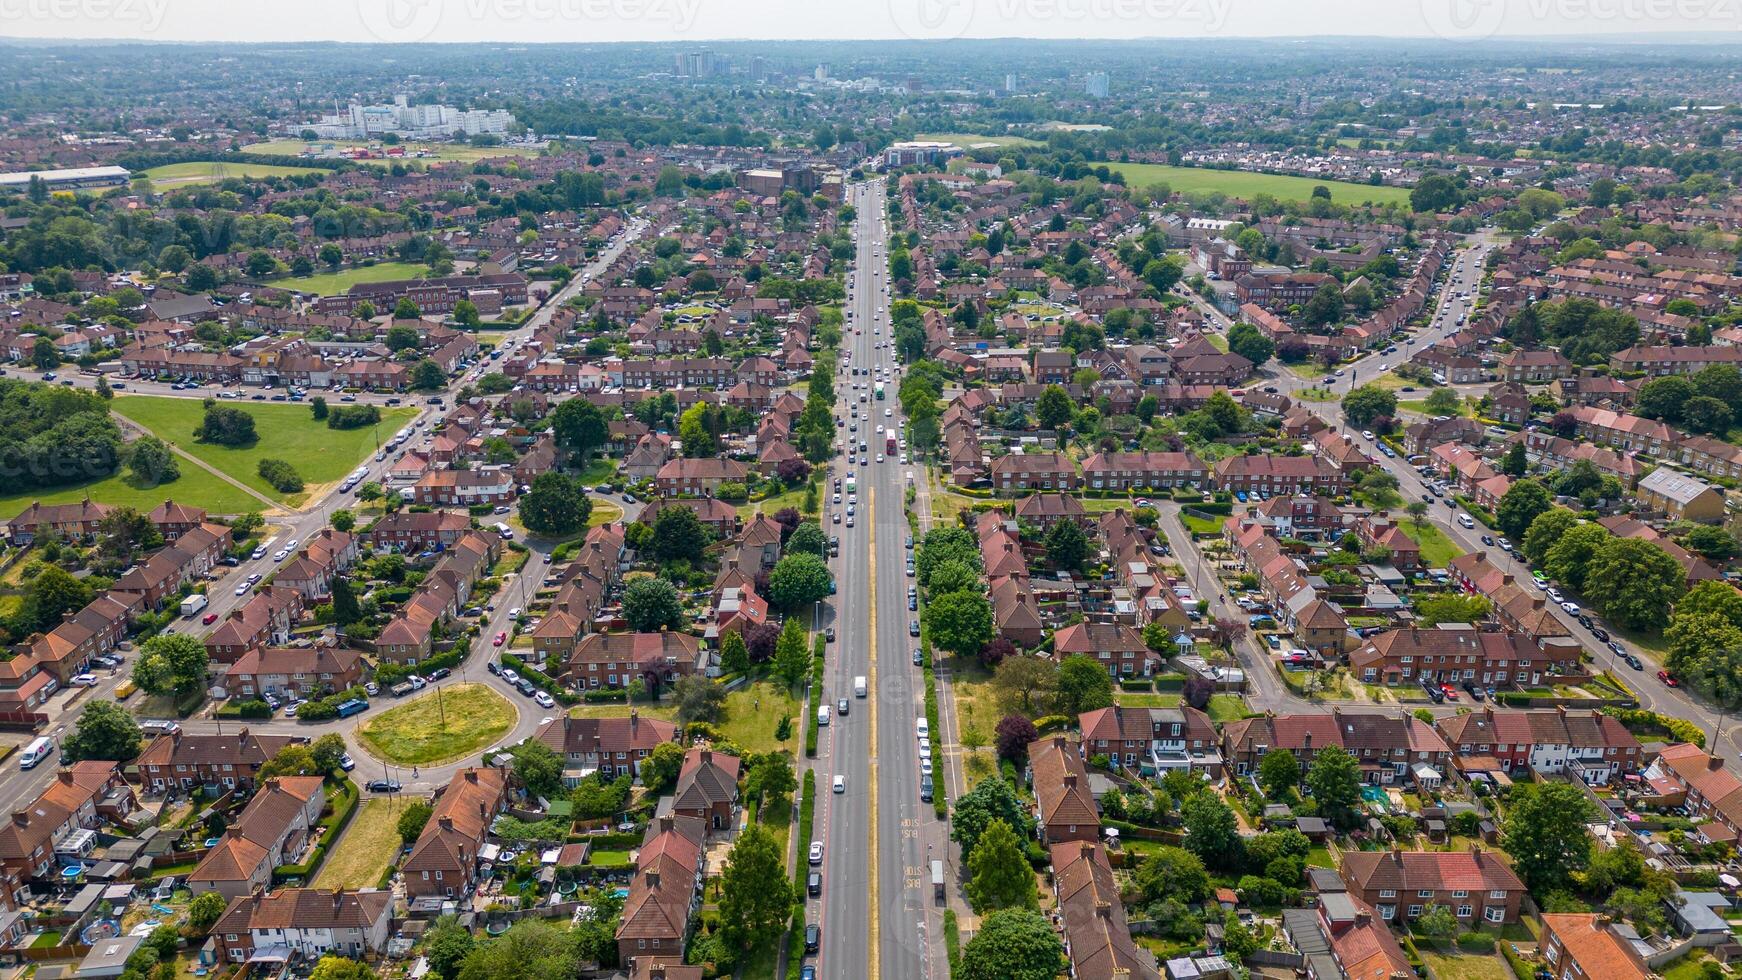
[1303,732,1312,749]
[1391,848,1403,864]
[1095,900,1112,918]
[700,750,712,766]
[10,811,27,828]
[659,815,674,835]
[645,869,660,889]
[57,770,74,786]
[438,817,453,832]
[1063,773,1077,790]
[465,770,478,784]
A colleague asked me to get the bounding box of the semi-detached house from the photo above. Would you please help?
[213,888,393,964]
[404,767,510,899]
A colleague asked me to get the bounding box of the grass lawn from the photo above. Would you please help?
[1208,693,1251,722]
[1106,162,1415,207]
[272,261,430,297]
[1295,387,1338,403]
[112,395,417,505]
[357,683,518,766]
[1116,691,1182,708]
[140,161,329,186]
[738,484,812,519]
[312,798,403,889]
[916,132,1044,149]
[1420,951,1513,980]
[588,501,623,527]
[1179,512,1223,536]
[1398,398,1472,418]
[1306,845,1335,868]
[565,681,799,757]
[1400,521,1466,568]
[588,848,633,867]
[0,460,261,518]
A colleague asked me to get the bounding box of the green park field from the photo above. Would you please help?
[272,261,429,296]
[1106,162,1414,207]
[139,161,331,187]
[111,395,417,506]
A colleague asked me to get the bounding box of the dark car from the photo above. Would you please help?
[808,872,822,896]
[367,779,402,793]
[1421,679,1445,703]
[920,774,934,802]
[1462,682,1485,701]
[908,595,918,611]
[825,627,835,642]
[1592,628,1610,643]
[802,967,816,980]
[909,620,920,637]
[804,924,820,953]
[486,661,501,675]
[427,667,452,681]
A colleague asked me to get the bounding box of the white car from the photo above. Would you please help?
[1561,601,1581,615]
[809,841,824,865]
[234,582,251,596]
[70,673,97,687]
[833,775,845,793]
[534,691,555,709]
[919,756,933,776]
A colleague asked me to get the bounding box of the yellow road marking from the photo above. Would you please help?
[866,484,880,980]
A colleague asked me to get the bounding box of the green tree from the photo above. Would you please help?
[1500,441,1528,477]
[1044,519,1089,572]
[20,564,94,633]
[571,772,631,818]
[331,576,362,627]
[1635,375,1696,424]
[393,298,421,320]
[1583,537,1687,632]
[1341,384,1397,426]
[716,824,793,960]
[410,358,446,391]
[959,907,1065,980]
[785,521,827,559]
[1226,321,1275,366]
[928,559,979,598]
[397,801,433,843]
[63,700,142,762]
[455,919,579,980]
[509,740,563,799]
[673,674,727,725]
[1414,904,1459,940]
[1413,593,1492,627]
[423,918,477,980]
[719,630,751,676]
[310,733,347,775]
[965,817,1037,913]
[307,957,373,980]
[1222,909,1258,960]
[258,744,319,779]
[1055,654,1115,715]
[195,404,257,445]
[916,526,982,590]
[1258,748,1300,799]
[1181,791,1243,869]
[1424,386,1463,415]
[773,618,811,687]
[1496,478,1555,540]
[951,776,1031,863]
[767,552,832,612]
[518,472,591,537]
[677,403,718,456]
[128,436,179,486]
[1543,522,1612,591]
[186,891,227,933]
[925,589,994,659]
[1133,846,1212,904]
[621,577,685,632]
[1035,385,1076,431]
[1306,745,1363,829]
[550,399,609,462]
[131,633,209,702]
[650,506,710,563]
[31,336,58,371]
[1501,781,1596,892]
[1522,508,1579,565]
[385,324,420,352]
[639,741,687,794]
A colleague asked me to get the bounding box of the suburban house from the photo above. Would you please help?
[1076,704,1222,775]
[671,749,740,830]
[134,729,305,793]
[1338,847,1528,925]
[212,888,394,964]
[403,768,511,899]
[1435,706,1642,783]
[1540,913,1652,980]
[532,713,680,785]
[1050,841,1162,980]
[1029,736,1100,845]
[188,776,326,899]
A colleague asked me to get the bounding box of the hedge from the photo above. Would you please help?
[499,653,582,705]
[1603,706,1706,748]
[218,699,273,719]
[794,771,816,891]
[583,689,628,704]
[1033,714,1073,735]
[1499,938,1535,980]
[1119,678,1154,692]
[1153,673,1187,691]
[942,909,961,975]
[921,635,945,819]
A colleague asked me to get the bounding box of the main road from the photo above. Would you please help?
[809,179,947,980]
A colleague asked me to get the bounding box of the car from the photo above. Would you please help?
[427,667,451,681]
[1463,682,1485,701]
[202,612,219,625]
[367,779,402,793]
[284,700,303,718]
[805,924,821,953]
[493,631,507,646]
[235,582,251,596]
[1422,680,1445,703]
[1577,614,1594,629]
[1440,684,1459,701]
[365,682,380,695]
[534,691,555,709]
[1361,430,1375,441]
[908,595,918,611]
[825,626,835,642]
[485,661,500,676]
[339,753,356,771]
[912,648,923,665]
[833,775,845,793]
[1592,628,1611,643]
[70,673,97,687]
[1658,670,1679,687]
[1480,535,1495,546]
[832,512,841,524]
[919,756,933,776]
[909,620,920,637]
[809,841,824,865]
[1561,601,1580,615]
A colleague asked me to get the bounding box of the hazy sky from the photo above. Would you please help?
[7,0,1742,44]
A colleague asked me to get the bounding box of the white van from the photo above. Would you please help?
[19,737,52,770]
[817,705,831,726]
[854,676,868,698]
[1457,514,1475,529]
[494,522,514,539]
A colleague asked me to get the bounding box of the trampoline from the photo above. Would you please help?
[80,920,120,944]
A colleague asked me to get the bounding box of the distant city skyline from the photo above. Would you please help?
[8,0,1742,45]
